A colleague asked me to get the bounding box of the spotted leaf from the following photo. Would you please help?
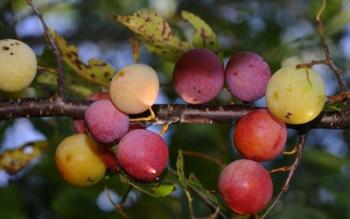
[0,141,48,175]
[112,9,191,61]
[181,11,221,57]
[50,30,115,88]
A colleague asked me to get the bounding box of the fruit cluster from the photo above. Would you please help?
[56,63,169,185]
[173,49,325,214]
[56,48,325,214]
[0,38,326,215]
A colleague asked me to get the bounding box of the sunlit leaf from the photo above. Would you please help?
[50,30,115,88]
[181,11,221,56]
[176,150,187,187]
[119,171,175,197]
[112,9,191,61]
[36,49,100,97]
[0,141,48,175]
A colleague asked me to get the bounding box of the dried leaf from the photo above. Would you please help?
[0,141,48,175]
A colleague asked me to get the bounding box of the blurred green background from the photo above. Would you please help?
[1,0,350,218]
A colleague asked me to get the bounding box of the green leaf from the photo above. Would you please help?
[175,150,223,208]
[119,171,175,197]
[113,9,190,61]
[36,49,100,97]
[323,101,346,112]
[176,150,187,187]
[50,30,115,88]
[187,173,223,209]
[181,11,221,56]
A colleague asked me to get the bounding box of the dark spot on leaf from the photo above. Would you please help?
[161,20,169,37]
[2,46,10,51]
[200,28,207,45]
[104,72,110,78]
[91,74,96,78]
[10,52,13,55]
[145,16,151,22]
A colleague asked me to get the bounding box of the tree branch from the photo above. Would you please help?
[0,99,350,130]
[296,0,349,94]
[26,0,65,99]
[261,133,307,219]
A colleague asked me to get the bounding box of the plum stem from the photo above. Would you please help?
[129,107,156,122]
[269,166,292,174]
[129,36,141,63]
[283,147,297,155]
[159,123,170,136]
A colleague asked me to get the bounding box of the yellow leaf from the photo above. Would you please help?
[0,141,48,175]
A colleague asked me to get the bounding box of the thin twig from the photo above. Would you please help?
[129,36,141,63]
[184,188,196,219]
[296,0,349,93]
[269,166,292,174]
[204,207,220,219]
[168,168,228,219]
[119,186,132,209]
[190,187,229,219]
[26,0,65,99]
[37,66,57,74]
[261,134,307,219]
[103,181,130,219]
[182,150,226,169]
